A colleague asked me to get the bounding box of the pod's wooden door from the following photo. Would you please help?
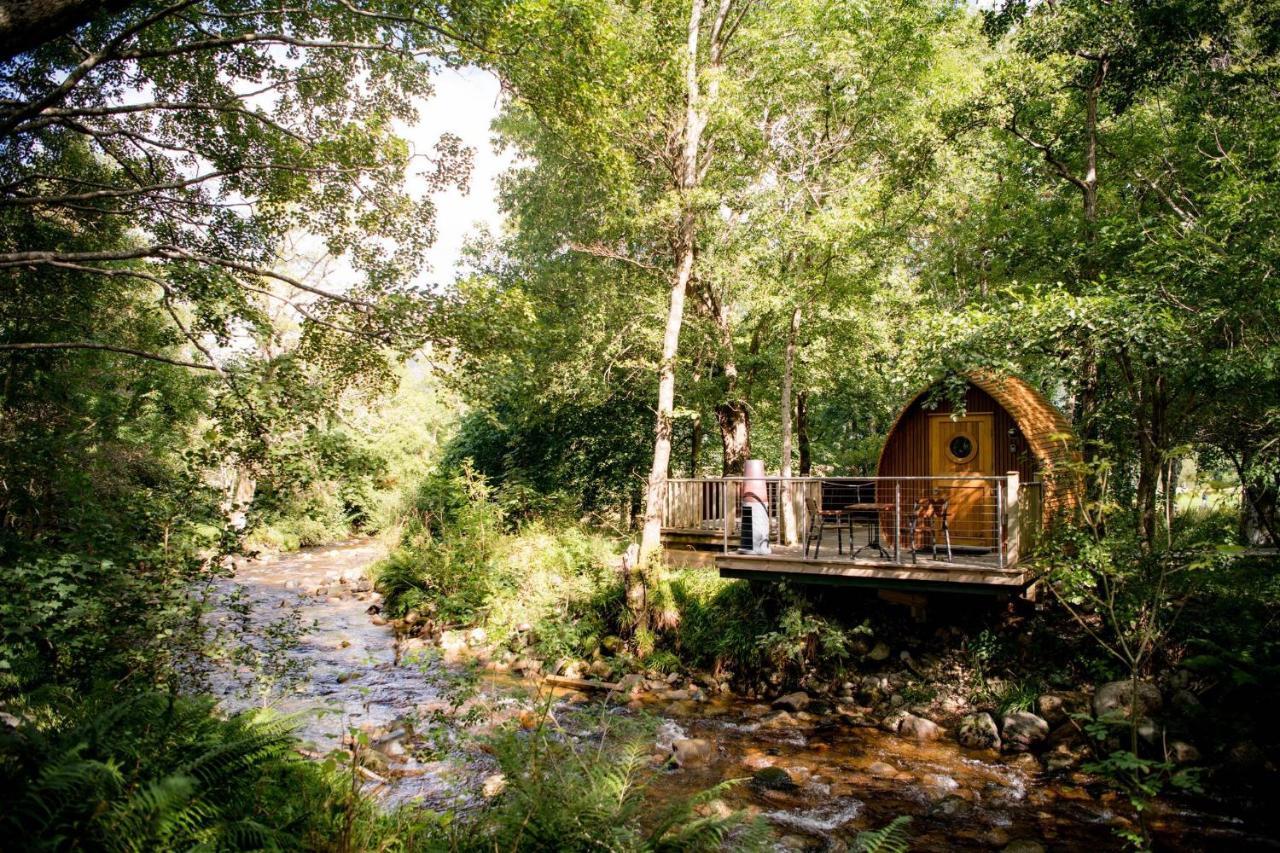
[928,414,995,548]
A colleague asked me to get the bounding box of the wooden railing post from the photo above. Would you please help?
[1005,471,1021,568]
[722,480,729,554]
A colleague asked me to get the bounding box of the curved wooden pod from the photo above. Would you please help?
[875,373,1081,537]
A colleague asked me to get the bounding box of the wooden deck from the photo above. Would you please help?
[663,527,1034,595]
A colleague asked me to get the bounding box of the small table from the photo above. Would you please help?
[844,502,893,559]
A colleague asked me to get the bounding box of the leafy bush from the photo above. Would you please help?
[671,573,866,684]
[0,547,211,697]
[374,464,624,659]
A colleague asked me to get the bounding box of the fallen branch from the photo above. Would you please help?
[543,675,621,692]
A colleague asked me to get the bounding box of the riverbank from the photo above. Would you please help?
[211,540,1278,851]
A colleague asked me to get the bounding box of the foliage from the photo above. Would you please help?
[374,463,625,659]
[853,816,913,853]
[0,690,440,851]
[471,710,768,852]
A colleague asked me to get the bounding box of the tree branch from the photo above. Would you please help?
[0,341,215,370]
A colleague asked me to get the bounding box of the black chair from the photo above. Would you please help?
[804,495,850,558]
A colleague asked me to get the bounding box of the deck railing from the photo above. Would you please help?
[662,474,1042,569]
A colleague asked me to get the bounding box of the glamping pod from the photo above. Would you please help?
[875,373,1080,549]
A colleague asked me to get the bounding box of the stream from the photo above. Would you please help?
[206,540,1277,851]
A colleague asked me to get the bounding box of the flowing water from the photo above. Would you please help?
[207,541,1278,851]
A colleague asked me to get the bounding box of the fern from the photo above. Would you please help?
[854,816,913,853]
[0,690,405,851]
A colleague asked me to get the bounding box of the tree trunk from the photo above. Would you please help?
[638,0,719,579]
[689,413,702,476]
[797,389,811,476]
[0,0,131,62]
[715,400,750,475]
[779,306,801,544]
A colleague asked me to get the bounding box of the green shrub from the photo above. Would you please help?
[0,548,210,697]
[374,464,624,658]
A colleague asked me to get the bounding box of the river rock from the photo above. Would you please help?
[1169,740,1200,765]
[1093,680,1162,719]
[772,691,811,712]
[868,761,898,778]
[751,766,799,791]
[896,712,942,741]
[758,709,797,729]
[958,712,1001,751]
[482,772,507,797]
[512,656,542,675]
[468,627,488,646]
[1036,694,1069,727]
[671,738,713,768]
[438,630,468,654]
[1170,688,1204,719]
[1003,841,1046,853]
[1001,712,1050,752]
[588,659,613,680]
[867,641,891,661]
[616,673,643,694]
[1042,742,1084,771]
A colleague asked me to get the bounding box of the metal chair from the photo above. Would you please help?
[803,496,842,558]
[908,495,952,563]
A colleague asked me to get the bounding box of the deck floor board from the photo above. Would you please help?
[663,526,1031,592]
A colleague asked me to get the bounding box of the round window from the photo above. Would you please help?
[948,435,974,461]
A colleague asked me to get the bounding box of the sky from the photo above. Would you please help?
[404,65,511,284]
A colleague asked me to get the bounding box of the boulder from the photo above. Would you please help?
[867,641,891,662]
[1001,712,1050,752]
[588,659,614,680]
[671,738,714,768]
[601,635,625,654]
[896,713,943,741]
[957,713,1001,751]
[438,630,468,654]
[772,691,811,712]
[467,627,488,646]
[1093,680,1162,720]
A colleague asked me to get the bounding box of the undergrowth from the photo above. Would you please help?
[0,690,441,851]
